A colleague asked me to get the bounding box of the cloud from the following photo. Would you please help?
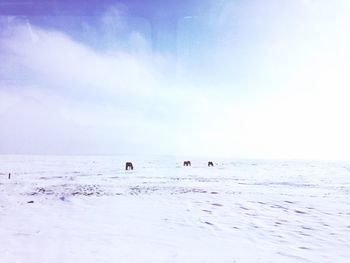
[1,1,350,160]
[0,18,223,156]
[176,0,350,159]
[1,23,159,96]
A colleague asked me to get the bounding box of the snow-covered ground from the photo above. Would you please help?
[0,155,350,263]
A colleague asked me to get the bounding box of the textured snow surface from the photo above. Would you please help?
[1,155,350,263]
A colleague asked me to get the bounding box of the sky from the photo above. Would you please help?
[1,0,350,160]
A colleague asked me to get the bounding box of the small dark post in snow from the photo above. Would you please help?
[125,162,134,170]
[8,173,11,179]
[208,162,214,167]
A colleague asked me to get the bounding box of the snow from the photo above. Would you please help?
[1,155,350,262]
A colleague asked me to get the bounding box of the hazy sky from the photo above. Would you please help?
[1,0,350,160]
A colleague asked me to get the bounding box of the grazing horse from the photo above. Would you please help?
[125,162,134,170]
[183,161,191,166]
[208,161,214,167]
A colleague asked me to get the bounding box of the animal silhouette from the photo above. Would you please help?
[125,162,134,170]
[183,161,191,166]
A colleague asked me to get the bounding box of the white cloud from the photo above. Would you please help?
[1,1,350,160]
[0,21,219,155]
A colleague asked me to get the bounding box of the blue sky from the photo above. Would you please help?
[1,0,350,160]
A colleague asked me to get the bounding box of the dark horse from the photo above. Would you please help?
[208,161,214,167]
[125,162,134,170]
[183,161,191,166]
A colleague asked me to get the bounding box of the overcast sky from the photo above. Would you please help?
[1,0,350,160]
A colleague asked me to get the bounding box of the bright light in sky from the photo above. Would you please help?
[1,0,350,160]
